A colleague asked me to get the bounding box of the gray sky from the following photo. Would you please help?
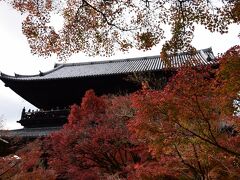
[0,2,239,129]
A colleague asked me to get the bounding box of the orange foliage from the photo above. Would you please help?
[128,49,240,178]
[0,47,239,179]
[1,0,239,59]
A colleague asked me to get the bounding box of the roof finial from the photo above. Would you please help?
[39,71,44,76]
[207,55,212,62]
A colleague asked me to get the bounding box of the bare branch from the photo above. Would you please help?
[75,0,139,31]
[0,137,9,144]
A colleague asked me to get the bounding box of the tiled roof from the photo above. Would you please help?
[0,48,216,81]
[1,127,62,137]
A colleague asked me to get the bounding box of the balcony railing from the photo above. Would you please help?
[18,107,70,128]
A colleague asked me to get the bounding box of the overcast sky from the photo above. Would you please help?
[0,2,239,129]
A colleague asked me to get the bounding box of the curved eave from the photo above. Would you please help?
[0,61,218,82]
[0,70,142,82]
[0,63,65,79]
[0,47,218,82]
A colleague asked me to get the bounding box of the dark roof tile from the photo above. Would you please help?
[0,48,217,81]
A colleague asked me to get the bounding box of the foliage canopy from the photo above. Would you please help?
[0,0,239,59]
[0,46,239,179]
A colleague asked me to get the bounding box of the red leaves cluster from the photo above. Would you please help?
[216,45,240,115]
[128,46,240,179]
[48,90,149,179]
[0,47,239,179]
[2,0,239,59]
[0,138,56,179]
[46,46,237,179]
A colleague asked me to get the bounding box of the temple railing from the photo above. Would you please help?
[18,107,70,128]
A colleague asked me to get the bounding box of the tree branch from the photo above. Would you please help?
[75,0,138,31]
[175,121,240,157]
[0,137,8,144]
[194,94,218,143]
[192,143,206,178]
[174,144,199,176]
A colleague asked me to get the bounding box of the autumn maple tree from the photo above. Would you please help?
[0,46,239,179]
[128,45,240,179]
[37,46,238,179]
[0,137,56,179]
[0,0,239,59]
[46,90,149,179]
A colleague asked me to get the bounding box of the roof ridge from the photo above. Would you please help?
[55,55,161,68]
[38,64,64,76]
[3,64,65,78]
[54,47,213,68]
[168,47,213,57]
[14,73,41,78]
[0,47,214,80]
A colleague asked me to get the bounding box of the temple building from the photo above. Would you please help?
[0,48,217,130]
